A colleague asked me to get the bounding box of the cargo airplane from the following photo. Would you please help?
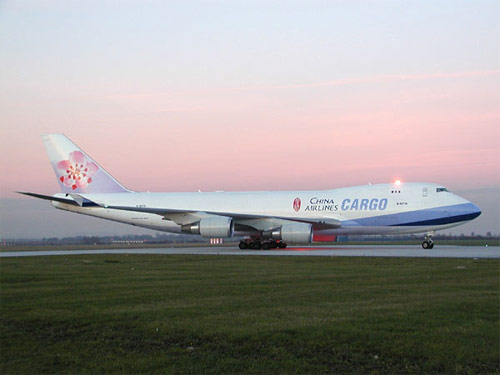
[19,134,481,249]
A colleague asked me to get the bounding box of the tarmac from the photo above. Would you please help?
[1,245,499,258]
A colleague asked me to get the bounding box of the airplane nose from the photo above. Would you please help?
[468,202,481,219]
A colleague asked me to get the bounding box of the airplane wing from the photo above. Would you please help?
[101,204,342,230]
[18,192,342,232]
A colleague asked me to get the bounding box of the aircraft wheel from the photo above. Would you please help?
[422,240,431,249]
[239,241,248,250]
[278,242,287,249]
[422,232,434,250]
[252,241,262,250]
[262,242,271,250]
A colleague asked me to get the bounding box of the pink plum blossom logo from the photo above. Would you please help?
[293,197,301,212]
[57,151,98,190]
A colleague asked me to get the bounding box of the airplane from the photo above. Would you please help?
[19,134,481,250]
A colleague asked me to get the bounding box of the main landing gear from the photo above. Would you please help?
[239,239,287,250]
[422,233,434,249]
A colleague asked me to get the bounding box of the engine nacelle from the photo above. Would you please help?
[270,222,312,244]
[181,216,234,238]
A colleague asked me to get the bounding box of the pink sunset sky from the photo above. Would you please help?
[0,0,499,237]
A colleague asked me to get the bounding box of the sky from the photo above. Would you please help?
[0,0,499,238]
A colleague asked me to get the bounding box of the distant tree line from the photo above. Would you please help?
[2,232,498,246]
[2,233,206,246]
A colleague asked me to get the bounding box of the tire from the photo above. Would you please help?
[278,242,287,249]
[239,241,248,250]
[252,242,262,250]
[262,242,271,250]
[429,243,434,249]
[422,241,429,249]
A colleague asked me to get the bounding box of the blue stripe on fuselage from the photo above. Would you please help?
[341,203,480,227]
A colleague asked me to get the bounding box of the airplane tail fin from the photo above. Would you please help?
[42,134,130,194]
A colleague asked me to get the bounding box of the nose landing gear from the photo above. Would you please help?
[422,233,434,249]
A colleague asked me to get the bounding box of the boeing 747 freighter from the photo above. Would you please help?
[19,134,481,249]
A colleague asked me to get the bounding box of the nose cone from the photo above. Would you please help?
[468,202,481,220]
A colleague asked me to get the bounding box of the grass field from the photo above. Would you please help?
[1,255,498,374]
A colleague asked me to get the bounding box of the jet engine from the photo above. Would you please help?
[269,222,312,244]
[181,216,234,238]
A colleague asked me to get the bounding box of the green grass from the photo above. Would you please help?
[1,255,498,374]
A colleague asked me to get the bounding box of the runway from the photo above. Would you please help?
[1,245,499,258]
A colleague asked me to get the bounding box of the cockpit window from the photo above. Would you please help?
[436,187,449,192]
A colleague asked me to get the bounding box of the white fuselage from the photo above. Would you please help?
[52,182,480,240]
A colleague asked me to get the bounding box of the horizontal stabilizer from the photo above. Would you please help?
[16,192,79,206]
